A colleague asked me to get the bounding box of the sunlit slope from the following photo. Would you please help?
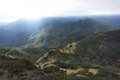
[34,30,120,68]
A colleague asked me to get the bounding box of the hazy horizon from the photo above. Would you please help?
[0,0,120,22]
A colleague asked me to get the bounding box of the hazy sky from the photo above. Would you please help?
[0,0,120,22]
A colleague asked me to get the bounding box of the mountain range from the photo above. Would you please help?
[0,15,120,80]
[0,15,120,47]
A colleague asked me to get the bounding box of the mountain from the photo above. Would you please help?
[31,29,120,68]
[30,29,120,80]
[1,29,120,80]
[0,20,40,47]
[27,18,113,48]
[0,16,120,80]
[0,16,120,47]
[91,15,120,26]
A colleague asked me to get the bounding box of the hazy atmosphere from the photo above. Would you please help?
[0,0,120,80]
[0,0,120,22]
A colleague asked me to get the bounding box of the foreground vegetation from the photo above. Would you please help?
[0,18,120,80]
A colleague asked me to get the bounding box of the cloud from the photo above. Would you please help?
[0,0,119,22]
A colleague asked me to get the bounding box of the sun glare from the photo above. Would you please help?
[0,0,56,22]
